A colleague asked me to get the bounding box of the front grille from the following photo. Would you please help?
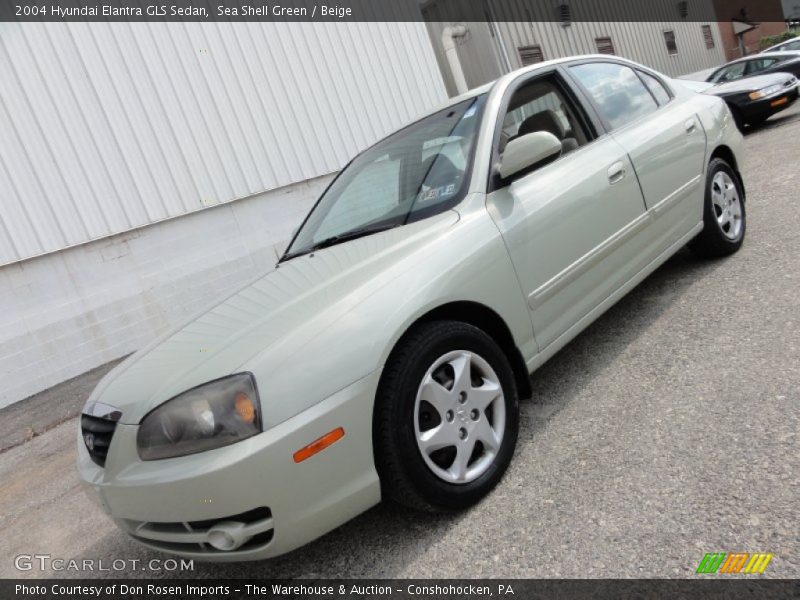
[125,507,274,554]
[81,414,118,466]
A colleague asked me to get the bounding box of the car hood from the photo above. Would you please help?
[705,72,796,95]
[87,210,460,425]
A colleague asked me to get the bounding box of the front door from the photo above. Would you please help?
[486,71,649,350]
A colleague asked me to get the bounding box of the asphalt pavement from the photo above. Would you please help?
[1,103,798,580]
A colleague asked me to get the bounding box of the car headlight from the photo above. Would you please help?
[137,373,261,460]
[749,84,783,100]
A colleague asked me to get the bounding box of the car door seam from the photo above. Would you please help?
[483,198,542,354]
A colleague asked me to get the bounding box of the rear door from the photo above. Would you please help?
[485,69,649,349]
[567,60,707,261]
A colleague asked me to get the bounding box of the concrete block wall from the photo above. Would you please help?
[0,175,332,409]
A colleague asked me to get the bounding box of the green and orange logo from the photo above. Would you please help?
[696,552,773,574]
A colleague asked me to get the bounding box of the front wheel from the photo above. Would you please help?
[374,320,519,512]
[689,157,746,258]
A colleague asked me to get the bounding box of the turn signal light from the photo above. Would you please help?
[234,392,256,424]
[293,427,345,463]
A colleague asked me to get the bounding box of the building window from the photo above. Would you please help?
[702,25,715,49]
[664,30,678,55]
[595,37,615,55]
[518,45,544,66]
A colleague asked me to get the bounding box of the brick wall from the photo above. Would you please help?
[717,20,789,60]
[712,0,789,60]
[0,175,332,409]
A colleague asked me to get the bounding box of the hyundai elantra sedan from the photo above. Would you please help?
[78,55,746,560]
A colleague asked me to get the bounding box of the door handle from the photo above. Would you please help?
[685,118,697,133]
[607,161,626,184]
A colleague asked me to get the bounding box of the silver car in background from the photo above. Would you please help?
[762,35,800,53]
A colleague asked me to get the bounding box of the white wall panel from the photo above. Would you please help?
[0,174,333,409]
[0,21,447,266]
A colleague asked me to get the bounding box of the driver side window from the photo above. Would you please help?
[712,63,745,83]
[499,76,591,160]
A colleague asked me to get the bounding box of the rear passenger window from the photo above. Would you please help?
[570,62,658,130]
[638,71,671,105]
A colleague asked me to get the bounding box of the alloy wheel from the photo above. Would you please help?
[711,171,742,241]
[413,350,506,484]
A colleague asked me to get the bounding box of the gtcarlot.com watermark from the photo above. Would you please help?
[14,554,194,573]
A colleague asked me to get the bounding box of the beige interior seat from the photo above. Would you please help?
[514,109,579,155]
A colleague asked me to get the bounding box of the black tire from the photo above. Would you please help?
[374,320,519,512]
[689,157,746,258]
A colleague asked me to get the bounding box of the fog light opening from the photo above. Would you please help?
[206,521,250,551]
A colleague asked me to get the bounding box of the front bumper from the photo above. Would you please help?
[740,83,799,119]
[78,370,382,561]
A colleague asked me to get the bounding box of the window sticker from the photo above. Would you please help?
[420,183,457,203]
[422,188,439,202]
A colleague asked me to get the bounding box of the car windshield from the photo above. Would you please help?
[283,95,486,260]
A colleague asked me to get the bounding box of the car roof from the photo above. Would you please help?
[418,54,671,128]
[764,38,800,51]
[753,51,800,58]
[722,51,800,66]
[436,53,649,109]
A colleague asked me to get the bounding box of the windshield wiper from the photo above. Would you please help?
[310,224,401,251]
[280,224,400,263]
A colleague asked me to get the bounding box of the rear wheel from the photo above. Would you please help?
[689,157,745,258]
[374,320,519,512]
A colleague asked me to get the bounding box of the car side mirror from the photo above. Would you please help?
[498,131,562,181]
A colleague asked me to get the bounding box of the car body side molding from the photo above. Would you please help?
[527,210,651,310]
[526,220,704,372]
[652,174,703,217]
